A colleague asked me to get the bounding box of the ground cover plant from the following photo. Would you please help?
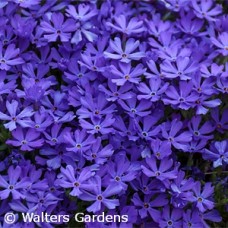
[0,0,227,227]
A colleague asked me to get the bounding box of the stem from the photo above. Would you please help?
[205,171,228,175]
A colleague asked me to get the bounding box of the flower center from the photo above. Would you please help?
[94,110,99,115]
[144,203,149,208]
[156,152,160,158]
[97,195,103,201]
[9,185,14,190]
[94,125,101,130]
[92,153,97,158]
[21,140,27,144]
[52,138,57,143]
[74,182,80,187]
[167,220,173,226]
[122,53,127,58]
[56,30,61,34]
[0,59,6,63]
[143,186,148,192]
[115,176,120,181]
[168,137,173,142]
[194,131,200,136]
[197,197,203,202]
[76,144,81,149]
[125,75,130,80]
[217,123,221,128]
[92,66,97,71]
[142,131,148,137]
[155,171,161,176]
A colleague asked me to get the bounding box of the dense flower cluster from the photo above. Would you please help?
[0,0,227,227]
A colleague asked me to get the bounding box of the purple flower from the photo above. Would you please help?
[6,127,44,151]
[192,182,215,212]
[158,206,183,228]
[104,37,145,63]
[43,124,69,146]
[66,4,98,44]
[211,32,228,56]
[161,119,192,151]
[137,78,169,102]
[64,129,96,153]
[150,139,172,160]
[36,145,73,170]
[79,176,122,213]
[25,191,61,214]
[109,62,145,85]
[77,93,116,119]
[40,13,76,42]
[84,138,114,165]
[177,11,204,35]
[27,111,52,132]
[79,114,115,135]
[13,0,41,8]
[55,165,95,197]
[188,116,214,140]
[99,80,133,101]
[203,140,228,168]
[103,154,139,191]
[118,97,151,117]
[0,44,24,70]
[106,14,144,35]
[64,61,96,85]
[132,193,168,222]
[211,108,228,133]
[170,171,195,208]
[134,116,161,140]
[200,63,223,78]
[0,100,33,131]
[192,0,222,21]
[146,14,172,36]
[201,209,222,227]
[113,116,138,141]
[66,4,97,22]
[183,209,202,228]
[141,156,178,182]
[194,95,221,115]
[0,166,30,200]
[163,81,198,110]
[161,57,198,80]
